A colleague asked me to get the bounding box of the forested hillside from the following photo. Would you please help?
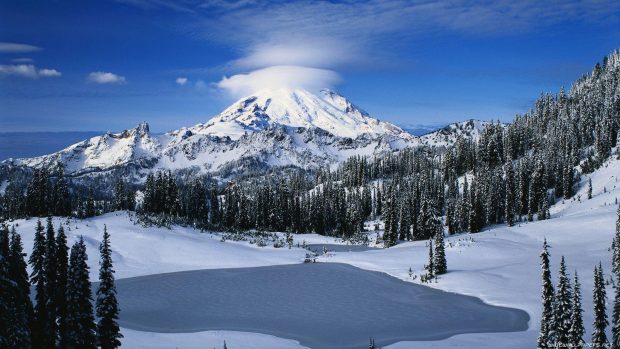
[1,50,619,245]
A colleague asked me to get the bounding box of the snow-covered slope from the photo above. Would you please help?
[10,155,620,349]
[3,88,417,178]
[191,88,412,140]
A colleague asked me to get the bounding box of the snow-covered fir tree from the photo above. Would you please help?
[66,237,96,349]
[537,239,554,349]
[552,256,572,346]
[44,217,58,345]
[7,226,33,349]
[425,240,435,281]
[592,263,608,347]
[568,271,584,349]
[613,207,620,349]
[434,231,447,275]
[29,219,51,348]
[56,225,70,349]
[96,225,123,349]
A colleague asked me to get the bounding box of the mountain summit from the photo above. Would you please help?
[187,88,413,140]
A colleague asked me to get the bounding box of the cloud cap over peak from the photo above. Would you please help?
[217,65,341,97]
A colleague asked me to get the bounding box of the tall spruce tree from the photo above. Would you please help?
[433,231,447,275]
[553,256,572,346]
[96,226,122,349]
[613,207,620,349]
[425,240,434,280]
[8,226,33,349]
[568,271,584,349]
[66,237,96,349]
[44,217,58,345]
[0,224,13,348]
[615,206,620,277]
[56,225,70,349]
[504,163,516,226]
[592,263,608,347]
[537,239,554,349]
[29,219,51,349]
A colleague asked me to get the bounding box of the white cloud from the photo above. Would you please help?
[12,57,34,63]
[0,42,42,53]
[0,64,61,78]
[182,0,620,75]
[217,65,341,97]
[0,64,38,78]
[231,39,361,70]
[176,77,188,85]
[88,71,127,84]
[38,68,62,77]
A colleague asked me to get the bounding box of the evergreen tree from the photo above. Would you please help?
[66,237,96,349]
[613,268,620,349]
[562,163,574,199]
[425,240,434,280]
[7,226,33,349]
[0,224,14,349]
[569,271,584,349]
[96,226,122,349]
[615,206,620,349]
[614,206,620,278]
[29,219,50,349]
[553,256,572,346]
[592,263,608,347]
[504,163,516,226]
[537,239,554,349]
[433,231,447,275]
[53,166,72,216]
[588,178,593,200]
[56,225,70,349]
[44,217,58,345]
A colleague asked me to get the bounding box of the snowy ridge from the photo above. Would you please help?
[2,89,497,179]
[3,88,419,178]
[418,119,495,147]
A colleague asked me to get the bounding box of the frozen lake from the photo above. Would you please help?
[114,263,529,349]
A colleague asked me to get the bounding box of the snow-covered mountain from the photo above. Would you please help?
[418,119,497,147]
[2,89,419,179]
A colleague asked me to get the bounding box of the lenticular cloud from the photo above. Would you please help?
[217,65,341,97]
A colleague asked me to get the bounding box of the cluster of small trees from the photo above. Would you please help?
[0,219,122,348]
[537,208,620,348]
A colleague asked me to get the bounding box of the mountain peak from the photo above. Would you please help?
[193,88,411,140]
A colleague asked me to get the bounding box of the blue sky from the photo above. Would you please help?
[0,0,619,133]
